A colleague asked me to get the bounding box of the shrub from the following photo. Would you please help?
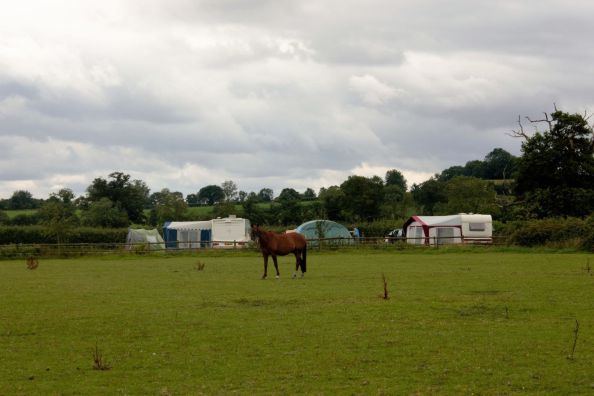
[9,213,42,226]
[580,215,594,252]
[498,217,592,250]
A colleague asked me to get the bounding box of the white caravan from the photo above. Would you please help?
[211,216,252,248]
[403,214,492,246]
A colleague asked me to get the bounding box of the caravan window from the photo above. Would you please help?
[436,227,455,245]
[469,223,486,231]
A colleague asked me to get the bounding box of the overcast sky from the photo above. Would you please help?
[1,1,593,199]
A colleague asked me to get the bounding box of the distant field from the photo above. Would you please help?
[1,251,593,394]
[3,209,38,219]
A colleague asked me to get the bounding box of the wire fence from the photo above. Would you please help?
[0,236,506,259]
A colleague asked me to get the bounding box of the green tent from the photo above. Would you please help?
[126,228,166,251]
[295,220,354,245]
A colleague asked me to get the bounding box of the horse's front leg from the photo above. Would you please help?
[272,255,280,278]
[262,254,269,279]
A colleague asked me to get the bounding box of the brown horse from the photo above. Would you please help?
[251,225,307,279]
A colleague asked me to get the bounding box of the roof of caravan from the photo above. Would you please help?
[405,214,492,227]
[212,217,248,223]
[165,221,212,230]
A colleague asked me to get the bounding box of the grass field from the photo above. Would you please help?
[3,209,38,219]
[1,250,593,394]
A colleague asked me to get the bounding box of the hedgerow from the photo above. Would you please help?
[0,226,128,244]
[495,216,594,251]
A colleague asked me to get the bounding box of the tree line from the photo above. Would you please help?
[1,108,593,234]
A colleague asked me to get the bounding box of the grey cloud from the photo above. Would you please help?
[0,81,39,100]
[1,0,593,198]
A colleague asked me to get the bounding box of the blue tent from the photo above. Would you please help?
[163,221,212,249]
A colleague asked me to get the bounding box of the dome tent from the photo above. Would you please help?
[295,220,354,245]
[126,228,165,251]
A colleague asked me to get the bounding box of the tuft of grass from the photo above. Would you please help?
[381,273,389,300]
[26,256,39,270]
[567,320,580,360]
[92,342,110,371]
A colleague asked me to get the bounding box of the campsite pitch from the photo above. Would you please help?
[0,251,593,394]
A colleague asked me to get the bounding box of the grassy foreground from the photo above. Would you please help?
[1,251,593,395]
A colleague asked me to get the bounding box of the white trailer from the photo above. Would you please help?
[211,216,252,248]
[403,214,492,246]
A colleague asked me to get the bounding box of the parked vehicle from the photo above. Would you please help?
[384,228,403,243]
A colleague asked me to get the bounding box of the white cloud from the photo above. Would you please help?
[0,0,592,199]
[349,75,401,106]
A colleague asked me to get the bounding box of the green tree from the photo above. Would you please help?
[7,190,38,210]
[436,176,498,215]
[318,186,345,220]
[258,188,274,202]
[383,169,407,219]
[198,185,225,205]
[276,188,302,225]
[483,148,518,180]
[151,188,188,225]
[242,195,268,225]
[86,172,149,224]
[439,165,466,182]
[301,200,324,220]
[515,109,594,217]
[81,198,129,228]
[385,169,407,191]
[411,177,447,215]
[277,188,301,202]
[302,188,316,200]
[463,160,485,179]
[340,175,384,221]
[382,184,406,219]
[186,193,199,206]
[39,189,79,245]
[221,180,238,202]
[238,191,247,202]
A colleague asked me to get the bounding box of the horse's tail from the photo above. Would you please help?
[301,244,307,273]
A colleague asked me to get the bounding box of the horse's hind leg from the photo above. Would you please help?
[292,252,300,279]
[272,256,280,278]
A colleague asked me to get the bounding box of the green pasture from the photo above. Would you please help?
[3,209,37,219]
[1,251,593,394]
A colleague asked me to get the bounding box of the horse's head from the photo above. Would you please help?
[251,224,262,241]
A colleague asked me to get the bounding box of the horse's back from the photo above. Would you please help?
[265,232,306,254]
[285,231,306,247]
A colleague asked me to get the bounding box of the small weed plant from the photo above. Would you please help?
[92,342,110,371]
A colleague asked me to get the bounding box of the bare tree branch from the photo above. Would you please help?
[525,112,554,132]
[506,115,529,139]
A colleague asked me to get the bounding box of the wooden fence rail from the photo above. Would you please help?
[0,236,507,259]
